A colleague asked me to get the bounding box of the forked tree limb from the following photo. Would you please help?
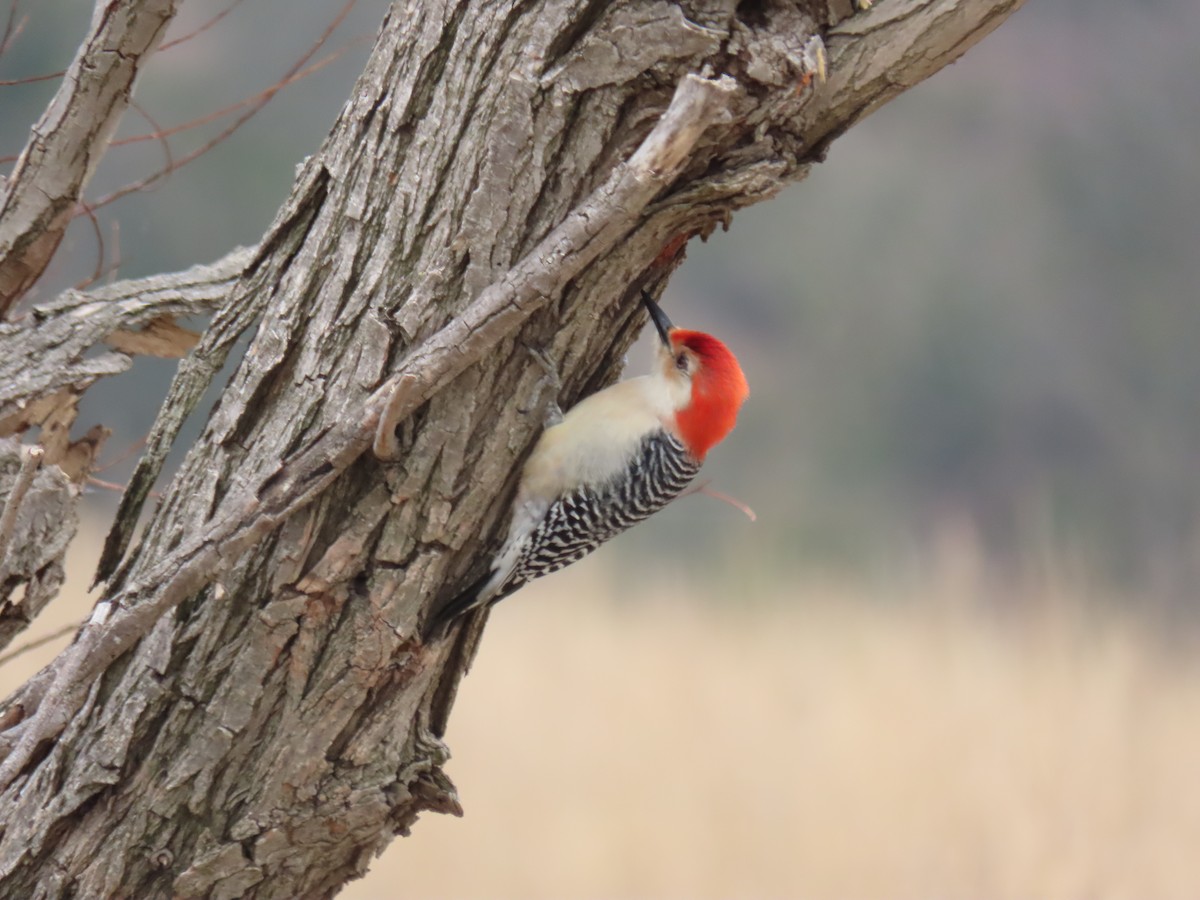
[0,247,253,427]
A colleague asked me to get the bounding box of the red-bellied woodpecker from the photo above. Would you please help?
[423,291,749,639]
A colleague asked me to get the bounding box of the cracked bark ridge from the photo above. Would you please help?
[0,440,74,654]
[0,0,181,314]
[0,0,1023,896]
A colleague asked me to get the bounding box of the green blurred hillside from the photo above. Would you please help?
[3,0,1197,601]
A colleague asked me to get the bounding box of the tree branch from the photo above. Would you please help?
[0,0,180,313]
[0,246,253,429]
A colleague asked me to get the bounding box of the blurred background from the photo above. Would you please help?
[3,0,1199,897]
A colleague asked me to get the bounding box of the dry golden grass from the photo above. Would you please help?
[350,564,1200,900]
[5,523,1198,898]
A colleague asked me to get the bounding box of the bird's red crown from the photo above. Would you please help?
[671,328,749,461]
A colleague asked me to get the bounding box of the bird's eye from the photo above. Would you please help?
[675,352,689,372]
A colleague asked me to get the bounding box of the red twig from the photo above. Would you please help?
[85,477,131,495]
[0,0,247,85]
[107,218,121,284]
[87,0,361,212]
[159,0,248,52]
[129,99,175,179]
[679,479,757,522]
[72,199,106,291]
[0,68,60,89]
[68,201,124,292]
[110,41,357,152]
[95,436,148,475]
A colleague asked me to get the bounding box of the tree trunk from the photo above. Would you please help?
[0,0,1021,895]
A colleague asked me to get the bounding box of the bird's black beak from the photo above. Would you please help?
[641,290,674,348]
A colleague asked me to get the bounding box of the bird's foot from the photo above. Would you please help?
[519,344,564,427]
[373,372,418,461]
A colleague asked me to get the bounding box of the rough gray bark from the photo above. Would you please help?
[0,442,73,655]
[0,0,1022,896]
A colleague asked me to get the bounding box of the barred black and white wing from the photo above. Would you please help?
[503,431,700,590]
[424,431,699,638]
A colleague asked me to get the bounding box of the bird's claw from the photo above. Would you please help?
[519,344,564,427]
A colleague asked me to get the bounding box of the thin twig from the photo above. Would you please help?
[107,218,121,285]
[88,1,360,212]
[72,199,106,292]
[94,436,148,475]
[0,68,60,89]
[373,374,418,460]
[111,44,359,153]
[129,99,175,182]
[0,622,77,670]
[86,476,133,495]
[0,39,359,163]
[679,479,757,521]
[0,445,42,586]
[158,0,247,51]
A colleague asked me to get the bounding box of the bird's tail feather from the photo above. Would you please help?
[421,569,531,642]
[421,570,494,642]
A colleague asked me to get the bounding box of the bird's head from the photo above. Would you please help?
[642,291,749,461]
